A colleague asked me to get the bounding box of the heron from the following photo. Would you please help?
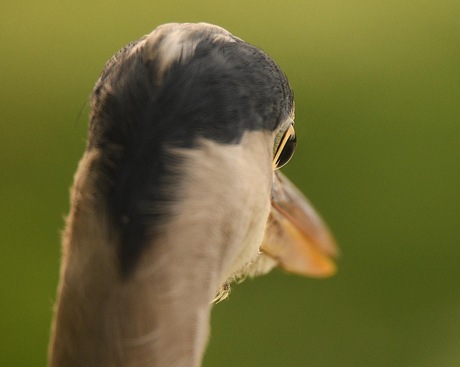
[48,23,338,367]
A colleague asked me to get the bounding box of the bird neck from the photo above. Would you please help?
[49,210,215,367]
[49,133,272,367]
[48,152,218,367]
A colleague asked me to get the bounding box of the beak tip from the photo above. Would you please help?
[283,255,338,278]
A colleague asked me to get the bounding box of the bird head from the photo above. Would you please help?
[86,22,337,300]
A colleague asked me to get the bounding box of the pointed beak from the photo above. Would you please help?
[260,171,338,278]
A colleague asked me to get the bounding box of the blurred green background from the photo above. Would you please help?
[1,0,459,366]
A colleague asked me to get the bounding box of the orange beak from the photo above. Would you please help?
[260,171,338,278]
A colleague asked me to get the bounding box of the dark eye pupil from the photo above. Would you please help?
[276,135,296,168]
[275,127,297,169]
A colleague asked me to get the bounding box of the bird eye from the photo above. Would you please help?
[273,124,296,170]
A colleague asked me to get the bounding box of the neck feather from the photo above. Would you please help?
[49,131,272,367]
[49,152,217,367]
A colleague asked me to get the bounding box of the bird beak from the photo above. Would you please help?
[260,171,338,278]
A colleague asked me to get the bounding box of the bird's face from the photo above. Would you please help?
[260,116,338,278]
[88,22,337,291]
[222,116,338,291]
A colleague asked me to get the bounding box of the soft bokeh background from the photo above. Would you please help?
[1,0,459,366]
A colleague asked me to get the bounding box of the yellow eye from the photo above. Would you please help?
[273,124,296,170]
